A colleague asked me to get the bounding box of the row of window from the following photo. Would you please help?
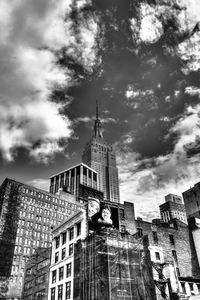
[51,282,71,300]
[19,210,65,221]
[137,228,175,246]
[15,242,49,255]
[55,223,81,249]
[17,228,50,240]
[55,244,73,263]
[21,193,78,209]
[155,250,178,263]
[52,263,71,283]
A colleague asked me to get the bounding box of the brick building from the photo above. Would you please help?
[135,217,200,299]
[136,218,199,278]
[0,178,83,299]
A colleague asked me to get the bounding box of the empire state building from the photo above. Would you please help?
[82,103,120,202]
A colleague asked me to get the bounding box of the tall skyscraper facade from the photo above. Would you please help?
[82,104,120,202]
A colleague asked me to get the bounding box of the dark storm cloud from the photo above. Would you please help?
[55,0,200,164]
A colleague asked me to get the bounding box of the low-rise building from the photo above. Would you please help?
[136,217,200,299]
[48,209,87,300]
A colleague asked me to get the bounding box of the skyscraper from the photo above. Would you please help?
[82,102,120,202]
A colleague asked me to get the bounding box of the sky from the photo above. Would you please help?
[1,0,200,221]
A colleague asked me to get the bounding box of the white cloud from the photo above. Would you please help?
[102,118,117,124]
[74,117,93,123]
[0,100,72,162]
[118,103,200,221]
[26,178,49,191]
[0,0,75,162]
[64,13,100,72]
[139,3,163,44]
[185,86,200,96]
[125,86,154,99]
[177,32,200,72]
[0,0,100,163]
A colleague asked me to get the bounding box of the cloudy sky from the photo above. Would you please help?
[1,0,200,220]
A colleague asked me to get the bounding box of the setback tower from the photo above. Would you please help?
[82,102,120,202]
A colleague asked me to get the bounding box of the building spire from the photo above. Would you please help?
[94,100,103,138]
[96,99,99,120]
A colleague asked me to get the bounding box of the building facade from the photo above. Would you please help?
[136,217,200,299]
[0,178,83,299]
[159,193,187,224]
[182,182,200,219]
[48,210,87,300]
[74,229,156,300]
[82,105,120,202]
[49,163,98,198]
[21,247,51,300]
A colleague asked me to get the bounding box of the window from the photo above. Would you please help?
[66,263,71,278]
[62,248,66,260]
[69,227,74,240]
[59,267,64,281]
[176,267,180,277]
[66,282,71,299]
[169,234,175,245]
[77,222,81,236]
[152,231,158,244]
[119,209,125,220]
[137,228,143,238]
[155,252,160,260]
[52,270,56,283]
[58,284,63,300]
[55,236,60,248]
[172,250,177,262]
[62,232,66,244]
[69,244,73,256]
[34,289,45,299]
[120,225,126,233]
[55,252,59,263]
[51,287,55,300]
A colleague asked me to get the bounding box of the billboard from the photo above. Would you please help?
[88,197,119,231]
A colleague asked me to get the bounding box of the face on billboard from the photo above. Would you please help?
[88,201,119,231]
[98,207,113,226]
[88,197,100,218]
